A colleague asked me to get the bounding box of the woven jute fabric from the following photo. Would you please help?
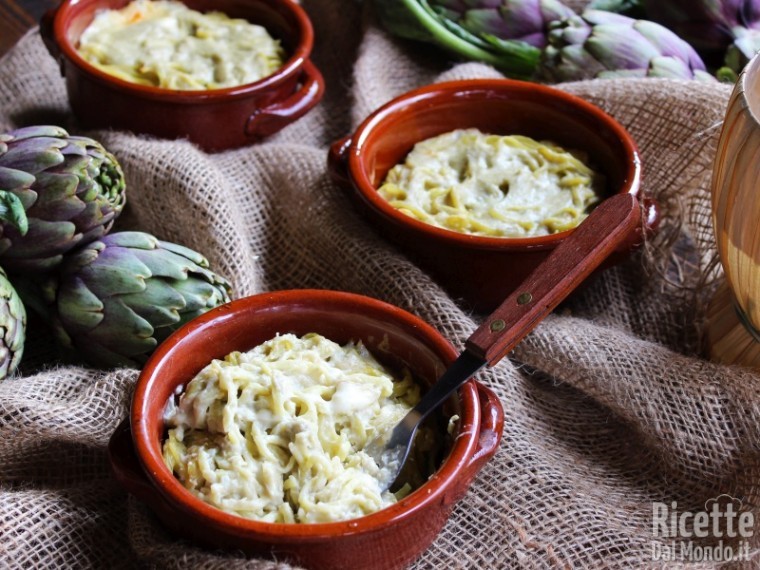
[2,1,759,568]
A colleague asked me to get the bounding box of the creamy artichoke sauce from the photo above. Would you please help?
[77,0,285,90]
[162,333,430,523]
[378,129,602,237]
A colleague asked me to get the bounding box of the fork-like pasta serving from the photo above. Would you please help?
[377,129,602,237]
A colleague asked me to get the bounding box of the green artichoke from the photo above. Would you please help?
[0,267,25,380]
[375,1,715,81]
[540,10,716,81]
[373,0,545,77]
[47,231,232,368]
[0,126,126,273]
[430,0,575,48]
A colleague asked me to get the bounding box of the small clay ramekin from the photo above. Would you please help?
[328,80,658,311]
[109,289,503,570]
[41,0,324,152]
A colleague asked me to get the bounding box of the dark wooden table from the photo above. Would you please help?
[1,0,57,55]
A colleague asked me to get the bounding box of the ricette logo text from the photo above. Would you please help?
[651,495,754,562]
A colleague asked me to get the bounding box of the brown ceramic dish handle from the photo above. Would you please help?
[327,135,353,188]
[443,383,503,506]
[40,5,62,70]
[462,385,503,480]
[465,192,641,366]
[612,192,660,256]
[109,419,163,504]
[245,59,325,138]
[637,192,660,243]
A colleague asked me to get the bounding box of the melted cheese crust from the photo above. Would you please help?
[162,333,422,523]
[378,129,602,237]
[77,0,284,90]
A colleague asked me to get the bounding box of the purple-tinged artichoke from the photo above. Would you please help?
[640,0,760,77]
[46,232,232,368]
[0,267,25,380]
[540,10,716,81]
[373,0,544,78]
[430,0,575,48]
[374,1,715,81]
[642,0,760,59]
[0,126,126,273]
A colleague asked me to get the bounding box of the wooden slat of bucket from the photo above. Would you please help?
[709,53,760,366]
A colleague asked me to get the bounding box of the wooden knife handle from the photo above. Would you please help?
[465,193,641,366]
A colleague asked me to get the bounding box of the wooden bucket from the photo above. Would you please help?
[707,53,760,368]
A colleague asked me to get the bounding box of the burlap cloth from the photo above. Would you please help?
[2,1,759,568]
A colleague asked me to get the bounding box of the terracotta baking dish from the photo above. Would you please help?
[109,289,504,570]
[40,0,324,152]
[328,80,658,311]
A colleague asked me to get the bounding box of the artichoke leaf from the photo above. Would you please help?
[586,25,660,70]
[180,265,225,287]
[120,279,187,328]
[74,201,117,234]
[0,191,29,236]
[3,125,69,141]
[0,166,35,190]
[130,246,207,281]
[11,186,37,211]
[4,218,77,254]
[171,278,231,313]
[95,297,157,348]
[24,171,85,217]
[63,156,101,197]
[157,239,210,267]
[634,19,701,62]
[0,268,25,377]
[80,262,151,297]
[96,160,128,202]
[59,141,91,158]
[56,276,104,332]
[0,140,65,174]
[648,55,692,77]
[100,231,157,250]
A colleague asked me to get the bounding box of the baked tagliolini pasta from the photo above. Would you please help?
[377,129,602,237]
[163,333,437,523]
[77,0,284,90]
